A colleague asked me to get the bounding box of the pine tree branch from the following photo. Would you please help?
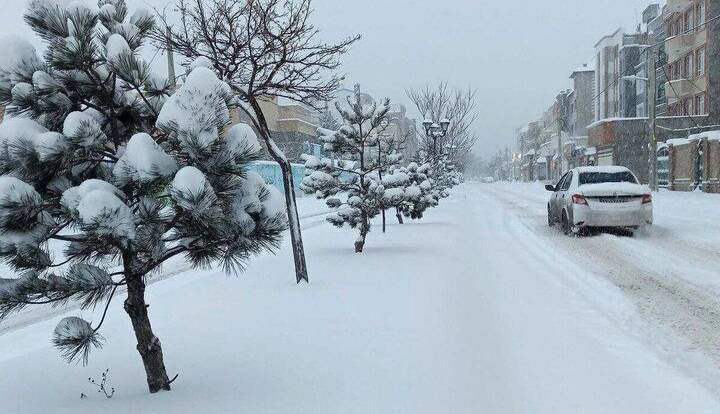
[92,284,118,334]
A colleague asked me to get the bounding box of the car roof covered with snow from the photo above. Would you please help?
[573,166,631,174]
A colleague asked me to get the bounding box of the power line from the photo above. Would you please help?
[517,12,720,150]
[661,64,701,128]
[548,15,720,129]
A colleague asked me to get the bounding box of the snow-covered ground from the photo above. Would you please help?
[1,184,720,413]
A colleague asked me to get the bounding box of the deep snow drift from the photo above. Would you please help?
[0,185,719,413]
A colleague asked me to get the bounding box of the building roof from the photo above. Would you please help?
[594,27,624,48]
[570,64,595,77]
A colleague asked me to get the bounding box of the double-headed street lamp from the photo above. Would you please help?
[422,117,451,162]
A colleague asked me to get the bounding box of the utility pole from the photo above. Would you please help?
[557,114,563,179]
[647,46,658,191]
[556,92,565,179]
[166,27,176,90]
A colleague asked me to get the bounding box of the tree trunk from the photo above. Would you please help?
[381,208,386,233]
[278,159,309,282]
[123,255,171,393]
[245,96,309,284]
[396,207,404,224]
[355,212,369,253]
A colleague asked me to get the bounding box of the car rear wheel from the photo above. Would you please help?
[561,210,583,237]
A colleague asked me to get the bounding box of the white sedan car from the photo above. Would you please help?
[546,166,653,235]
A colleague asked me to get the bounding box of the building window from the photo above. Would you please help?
[696,47,705,76]
[696,2,706,27]
[695,94,706,115]
[683,54,691,78]
[684,9,692,32]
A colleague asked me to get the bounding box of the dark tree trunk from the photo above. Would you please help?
[123,254,171,393]
[396,207,404,224]
[278,158,309,282]
[247,97,309,284]
[381,208,386,233]
[355,212,369,253]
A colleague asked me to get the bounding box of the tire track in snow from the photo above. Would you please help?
[478,183,720,393]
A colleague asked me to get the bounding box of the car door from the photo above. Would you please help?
[558,171,573,212]
[551,173,568,217]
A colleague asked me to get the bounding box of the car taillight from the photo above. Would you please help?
[572,194,588,205]
[642,194,652,204]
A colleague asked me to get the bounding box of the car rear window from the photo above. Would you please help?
[579,171,637,185]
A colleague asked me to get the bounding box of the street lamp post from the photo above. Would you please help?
[422,117,451,162]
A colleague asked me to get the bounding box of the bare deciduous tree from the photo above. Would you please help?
[154,0,361,283]
[406,83,479,167]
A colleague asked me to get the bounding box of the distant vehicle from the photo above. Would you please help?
[545,166,653,236]
[483,177,495,183]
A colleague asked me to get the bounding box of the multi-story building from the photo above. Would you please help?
[568,64,596,137]
[594,29,648,120]
[594,29,623,120]
[635,4,668,117]
[663,0,718,120]
[233,95,321,162]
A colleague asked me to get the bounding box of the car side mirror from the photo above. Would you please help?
[545,184,556,192]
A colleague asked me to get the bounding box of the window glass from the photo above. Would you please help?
[697,48,705,76]
[561,172,573,190]
[579,171,638,185]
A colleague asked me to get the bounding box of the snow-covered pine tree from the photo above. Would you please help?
[396,162,439,220]
[301,84,392,253]
[0,0,286,394]
[380,168,410,225]
[375,132,406,231]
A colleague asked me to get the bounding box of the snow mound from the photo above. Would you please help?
[172,166,207,195]
[577,182,651,196]
[186,56,214,73]
[262,185,286,220]
[76,189,135,239]
[98,3,116,19]
[32,70,60,92]
[106,33,130,64]
[157,67,232,149]
[383,187,405,203]
[113,133,178,183]
[34,132,68,161]
[0,176,40,205]
[227,123,262,155]
[405,185,422,198]
[63,111,103,146]
[383,172,409,186]
[61,179,123,211]
[0,118,48,148]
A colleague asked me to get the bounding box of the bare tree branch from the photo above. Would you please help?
[406,82,479,166]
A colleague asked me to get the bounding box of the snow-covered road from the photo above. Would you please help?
[0,183,719,413]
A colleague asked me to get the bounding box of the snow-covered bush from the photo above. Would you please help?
[301,84,394,253]
[396,162,440,220]
[0,0,286,394]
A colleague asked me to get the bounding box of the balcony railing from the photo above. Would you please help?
[665,78,702,100]
[665,0,693,15]
[666,29,706,62]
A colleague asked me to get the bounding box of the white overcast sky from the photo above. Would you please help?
[3,0,656,158]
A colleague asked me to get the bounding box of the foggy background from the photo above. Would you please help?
[2,0,657,158]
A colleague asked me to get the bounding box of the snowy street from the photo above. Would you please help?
[1,183,720,413]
